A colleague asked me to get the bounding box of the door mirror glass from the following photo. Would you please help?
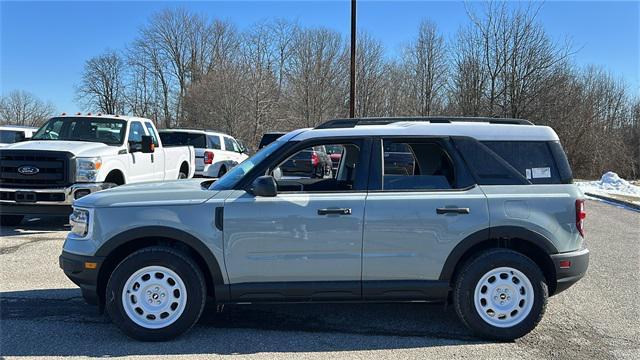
[251,175,278,197]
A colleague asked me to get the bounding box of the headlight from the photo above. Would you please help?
[76,157,102,182]
[69,208,91,238]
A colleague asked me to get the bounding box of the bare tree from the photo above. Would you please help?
[76,50,125,114]
[355,32,387,117]
[401,21,448,116]
[285,28,347,127]
[0,90,55,126]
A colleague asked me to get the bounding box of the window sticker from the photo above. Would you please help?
[525,169,532,179]
[531,167,551,179]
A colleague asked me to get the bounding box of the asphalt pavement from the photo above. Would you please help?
[1,200,638,359]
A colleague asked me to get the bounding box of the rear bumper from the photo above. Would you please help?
[551,247,589,295]
[59,251,104,305]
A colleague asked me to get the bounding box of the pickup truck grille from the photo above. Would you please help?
[0,150,73,188]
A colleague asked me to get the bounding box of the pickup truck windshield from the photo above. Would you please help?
[211,140,285,190]
[32,117,126,145]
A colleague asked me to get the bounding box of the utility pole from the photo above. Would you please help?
[349,0,356,118]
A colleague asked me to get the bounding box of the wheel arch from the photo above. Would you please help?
[179,162,189,175]
[104,169,126,185]
[440,226,559,295]
[95,226,227,309]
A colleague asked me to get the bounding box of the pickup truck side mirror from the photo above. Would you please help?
[141,136,155,153]
[251,175,277,197]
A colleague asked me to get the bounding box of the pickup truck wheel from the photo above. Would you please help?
[105,247,206,341]
[0,215,24,226]
[178,172,187,179]
[218,166,227,177]
[453,249,547,340]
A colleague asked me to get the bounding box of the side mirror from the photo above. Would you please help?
[141,136,155,153]
[251,175,277,197]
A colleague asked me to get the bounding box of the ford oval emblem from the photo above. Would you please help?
[17,165,40,175]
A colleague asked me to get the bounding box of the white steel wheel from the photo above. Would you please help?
[122,266,188,329]
[473,266,534,328]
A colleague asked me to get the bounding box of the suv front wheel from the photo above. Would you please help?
[105,247,206,341]
[453,249,548,340]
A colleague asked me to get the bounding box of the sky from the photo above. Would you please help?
[1,0,638,113]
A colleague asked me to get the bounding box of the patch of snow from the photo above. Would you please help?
[576,172,640,203]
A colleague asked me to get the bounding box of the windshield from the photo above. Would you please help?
[211,140,286,190]
[0,130,25,144]
[32,117,126,145]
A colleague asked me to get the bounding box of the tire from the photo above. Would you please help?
[0,215,24,227]
[105,247,206,341]
[453,248,547,341]
[178,172,187,180]
[217,166,227,178]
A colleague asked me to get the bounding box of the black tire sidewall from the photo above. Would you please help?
[105,247,205,341]
[454,249,548,340]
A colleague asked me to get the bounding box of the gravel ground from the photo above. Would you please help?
[1,200,638,360]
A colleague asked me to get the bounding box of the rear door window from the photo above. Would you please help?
[481,141,561,184]
[159,132,206,148]
[381,139,457,190]
[143,123,159,146]
[208,135,221,150]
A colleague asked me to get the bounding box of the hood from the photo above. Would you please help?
[74,179,219,208]
[4,140,120,157]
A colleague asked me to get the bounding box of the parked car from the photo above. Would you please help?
[159,129,248,178]
[0,114,195,226]
[0,125,38,147]
[383,142,416,175]
[279,145,333,178]
[60,116,588,341]
[258,131,285,149]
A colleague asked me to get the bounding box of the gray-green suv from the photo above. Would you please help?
[60,117,589,341]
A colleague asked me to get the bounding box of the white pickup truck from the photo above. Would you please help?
[0,114,195,226]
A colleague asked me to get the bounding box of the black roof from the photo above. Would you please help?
[315,116,533,129]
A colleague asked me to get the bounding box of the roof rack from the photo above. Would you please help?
[315,116,534,129]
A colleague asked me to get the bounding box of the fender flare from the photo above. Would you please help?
[438,226,558,281]
[95,226,228,301]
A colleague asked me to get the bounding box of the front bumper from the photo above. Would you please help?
[59,251,104,305]
[0,183,108,216]
[551,247,589,295]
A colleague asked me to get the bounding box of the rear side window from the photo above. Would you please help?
[208,135,221,150]
[159,132,206,148]
[143,123,159,146]
[482,141,565,184]
[453,137,528,185]
[0,130,25,143]
[381,139,456,190]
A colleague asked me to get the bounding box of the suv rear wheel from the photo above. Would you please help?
[105,247,206,341]
[453,249,547,340]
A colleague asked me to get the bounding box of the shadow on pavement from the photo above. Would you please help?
[0,216,69,236]
[1,288,486,356]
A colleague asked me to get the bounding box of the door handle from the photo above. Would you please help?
[317,208,352,216]
[436,207,470,215]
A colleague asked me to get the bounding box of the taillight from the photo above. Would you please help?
[311,151,319,167]
[576,199,586,237]
[204,151,214,165]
